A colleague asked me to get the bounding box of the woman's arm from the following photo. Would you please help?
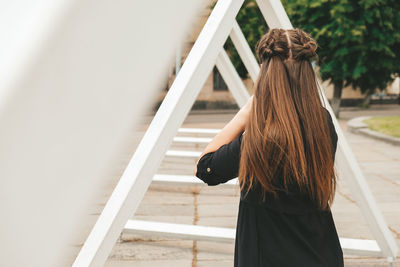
[194,95,253,172]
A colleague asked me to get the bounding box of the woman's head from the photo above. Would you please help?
[238,28,336,211]
[256,28,318,62]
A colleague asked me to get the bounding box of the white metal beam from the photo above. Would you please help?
[153,174,204,185]
[166,150,201,158]
[340,238,381,257]
[124,220,382,256]
[173,136,212,143]
[178,128,221,134]
[229,21,260,82]
[322,89,398,259]
[72,1,245,266]
[216,49,250,107]
[256,0,293,29]
[153,174,239,186]
[125,220,235,243]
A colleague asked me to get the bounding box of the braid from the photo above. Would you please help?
[289,28,318,61]
[255,28,290,62]
[255,28,318,63]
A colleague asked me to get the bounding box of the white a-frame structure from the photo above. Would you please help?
[73,0,398,266]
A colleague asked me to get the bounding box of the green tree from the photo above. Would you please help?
[218,0,400,117]
[283,0,400,117]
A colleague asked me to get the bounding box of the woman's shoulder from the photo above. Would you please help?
[321,107,336,132]
[321,106,332,119]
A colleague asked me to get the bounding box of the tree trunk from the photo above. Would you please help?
[331,83,343,118]
[362,95,371,108]
[362,92,372,107]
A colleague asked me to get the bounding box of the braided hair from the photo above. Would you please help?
[255,28,318,62]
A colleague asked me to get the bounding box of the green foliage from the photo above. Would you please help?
[211,0,269,78]
[283,0,400,94]
[212,0,400,93]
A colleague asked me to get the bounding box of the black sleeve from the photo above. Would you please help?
[195,131,244,186]
[325,108,338,159]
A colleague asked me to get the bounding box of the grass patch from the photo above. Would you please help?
[363,116,400,138]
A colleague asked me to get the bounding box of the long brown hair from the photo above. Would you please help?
[238,28,337,211]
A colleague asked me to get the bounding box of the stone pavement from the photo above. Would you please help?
[104,104,400,267]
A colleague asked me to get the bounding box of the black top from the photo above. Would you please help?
[195,108,344,267]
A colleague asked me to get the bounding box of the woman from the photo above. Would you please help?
[194,28,344,267]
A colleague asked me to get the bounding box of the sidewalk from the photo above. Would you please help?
[105,104,400,267]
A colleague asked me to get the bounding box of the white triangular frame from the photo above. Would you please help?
[73,0,398,266]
